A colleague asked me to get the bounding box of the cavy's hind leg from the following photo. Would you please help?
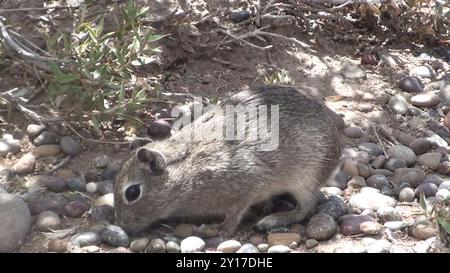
[255,191,317,231]
[219,207,249,236]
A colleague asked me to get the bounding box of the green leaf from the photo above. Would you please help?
[118,80,125,105]
[419,192,427,212]
[56,73,80,84]
[145,34,169,43]
[91,114,100,131]
[437,217,450,234]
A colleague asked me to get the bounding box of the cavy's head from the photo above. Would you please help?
[114,140,172,234]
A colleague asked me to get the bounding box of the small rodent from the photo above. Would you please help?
[114,85,341,234]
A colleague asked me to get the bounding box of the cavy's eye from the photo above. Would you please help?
[125,184,141,203]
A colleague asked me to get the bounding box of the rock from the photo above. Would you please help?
[387,145,416,166]
[66,175,86,192]
[11,153,36,174]
[306,213,337,241]
[357,164,371,179]
[217,240,242,253]
[93,193,114,208]
[438,161,450,175]
[146,238,166,253]
[361,53,379,65]
[71,232,101,247]
[410,223,437,240]
[97,180,113,195]
[380,53,400,67]
[399,187,416,202]
[130,238,149,252]
[229,10,250,23]
[174,224,197,238]
[204,237,224,249]
[392,168,426,187]
[236,243,259,253]
[388,95,409,115]
[0,193,31,252]
[267,233,301,247]
[378,93,392,105]
[28,197,67,216]
[398,76,423,93]
[409,106,423,116]
[360,221,382,235]
[385,222,407,233]
[436,189,450,201]
[267,245,291,253]
[338,214,376,236]
[82,245,100,253]
[47,239,68,253]
[366,240,392,253]
[36,210,61,231]
[409,138,431,155]
[440,181,450,191]
[395,131,415,147]
[101,225,129,247]
[146,119,171,139]
[60,136,81,156]
[33,145,61,158]
[349,187,396,211]
[340,63,366,80]
[26,124,46,137]
[413,237,435,253]
[377,206,402,223]
[100,169,118,181]
[411,65,436,79]
[372,155,386,169]
[384,158,407,172]
[65,200,90,218]
[166,241,181,253]
[358,142,384,156]
[305,239,318,249]
[316,196,347,220]
[417,152,442,170]
[411,92,440,107]
[89,205,114,223]
[86,182,97,193]
[342,159,359,176]
[419,52,432,61]
[95,155,110,169]
[347,176,366,188]
[106,247,131,253]
[361,209,376,218]
[381,185,395,196]
[366,174,390,190]
[0,134,20,157]
[343,127,363,139]
[423,174,443,186]
[45,176,67,193]
[33,131,59,146]
[180,236,205,253]
[321,187,343,197]
[257,243,270,253]
[415,183,438,198]
[195,224,218,239]
[439,74,450,103]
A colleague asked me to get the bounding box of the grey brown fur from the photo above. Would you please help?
[114,85,341,234]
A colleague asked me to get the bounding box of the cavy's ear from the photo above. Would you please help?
[129,137,153,151]
[135,147,166,174]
